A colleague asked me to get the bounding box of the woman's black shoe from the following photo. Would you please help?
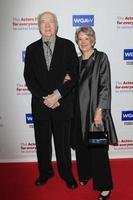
[98,191,111,200]
[80,179,88,186]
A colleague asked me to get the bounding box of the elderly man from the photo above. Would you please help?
[24,11,78,189]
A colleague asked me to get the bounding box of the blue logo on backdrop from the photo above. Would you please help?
[22,51,26,62]
[72,15,94,27]
[124,49,133,60]
[121,111,133,121]
[26,114,33,124]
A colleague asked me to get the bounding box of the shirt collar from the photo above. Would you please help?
[42,35,56,44]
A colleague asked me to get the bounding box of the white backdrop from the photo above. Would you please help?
[0,0,133,162]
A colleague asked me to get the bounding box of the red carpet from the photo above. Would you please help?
[0,159,133,200]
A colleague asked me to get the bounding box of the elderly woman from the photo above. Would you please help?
[72,27,118,199]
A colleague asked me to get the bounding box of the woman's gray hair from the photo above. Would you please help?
[75,26,96,47]
[38,11,58,30]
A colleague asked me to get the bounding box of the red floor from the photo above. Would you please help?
[0,159,133,200]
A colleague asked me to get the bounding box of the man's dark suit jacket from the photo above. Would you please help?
[24,36,79,120]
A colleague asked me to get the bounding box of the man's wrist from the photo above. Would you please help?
[97,107,102,112]
[53,89,62,100]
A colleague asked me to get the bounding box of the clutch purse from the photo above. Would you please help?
[87,123,108,146]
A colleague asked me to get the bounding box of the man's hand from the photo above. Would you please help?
[63,74,71,83]
[43,94,59,108]
[51,102,60,109]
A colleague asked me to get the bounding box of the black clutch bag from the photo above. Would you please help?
[87,123,108,146]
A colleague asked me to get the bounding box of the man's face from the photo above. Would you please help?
[39,12,57,40]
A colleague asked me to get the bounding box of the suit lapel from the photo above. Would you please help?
[36,39,48,72]
[36,37,62,72]
[50,36,62,70]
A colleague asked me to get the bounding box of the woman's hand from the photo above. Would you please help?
[94,108,103,128]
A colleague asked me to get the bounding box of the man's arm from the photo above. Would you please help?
[43,41,78,109]
[24,46,47,99]
[43,74,71,108]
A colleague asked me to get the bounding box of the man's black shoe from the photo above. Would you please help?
[35,171,54,186]
[65,178,78,189]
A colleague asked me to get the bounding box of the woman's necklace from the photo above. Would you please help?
[82,49,94,60]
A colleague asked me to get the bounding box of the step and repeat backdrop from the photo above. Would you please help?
[0,0,133,162]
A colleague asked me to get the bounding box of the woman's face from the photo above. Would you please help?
[77,31,93,54]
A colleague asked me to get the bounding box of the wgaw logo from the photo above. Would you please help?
[22,51,26,62]
[72,15,94,27]
[124,49,133,60]
[26,114,33,124]
[122,111,133,121]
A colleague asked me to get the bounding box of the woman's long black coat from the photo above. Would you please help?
[71,49,118,149]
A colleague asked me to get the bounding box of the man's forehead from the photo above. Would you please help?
[41,13,54,20]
